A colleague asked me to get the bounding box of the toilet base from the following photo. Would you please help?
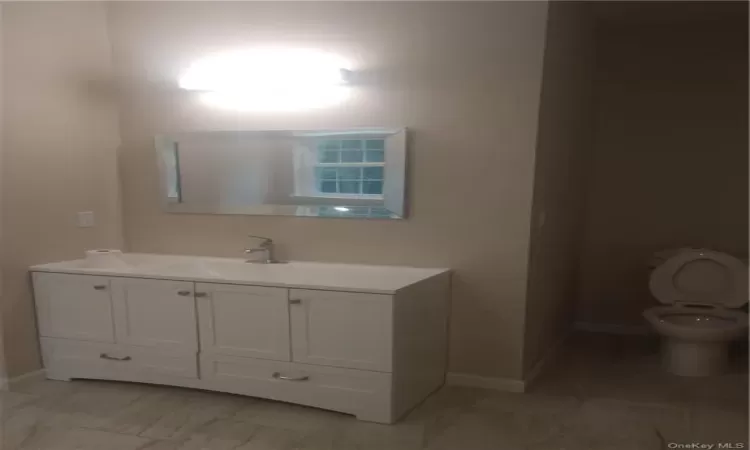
[662,337,729,377]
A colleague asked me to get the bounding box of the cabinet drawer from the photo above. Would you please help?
[41,338,198,382]
[200,354,392,422]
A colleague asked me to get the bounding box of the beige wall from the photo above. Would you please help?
[523,2,594,375]
[576,15,749,328]
[1,2,123,377]
[108,1,549,380]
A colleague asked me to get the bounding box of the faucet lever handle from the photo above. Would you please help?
[248,234,272,244]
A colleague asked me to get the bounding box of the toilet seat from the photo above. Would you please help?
[649,249,748,308]
[643,305,748,342]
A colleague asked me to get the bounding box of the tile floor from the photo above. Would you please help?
[1,332,747,450]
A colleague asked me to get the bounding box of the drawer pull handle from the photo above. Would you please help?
[272,372,309,382]
[100,353,131,361]
[93,285,107,290]
[195,292,208,298]
[289,299,302,305]
[177,290,192,296]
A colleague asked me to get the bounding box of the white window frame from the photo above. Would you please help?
[292,134,387,200]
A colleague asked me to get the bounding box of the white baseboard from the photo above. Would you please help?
[574,321,650,336]
[446,333,571,395]
[0,369,46,390]
[523,333,569,390]
[446,372,525,393]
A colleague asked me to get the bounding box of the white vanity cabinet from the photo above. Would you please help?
[31,256,450,424]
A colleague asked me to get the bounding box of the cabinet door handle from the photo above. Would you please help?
[195,292,208,298]
[289,299,302,305]
[93,285,107,290]
[177,290,192,296]
[272,372,309,382]
[100,353,131,361]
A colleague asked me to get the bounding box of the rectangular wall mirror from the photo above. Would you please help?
[155,128,407,219]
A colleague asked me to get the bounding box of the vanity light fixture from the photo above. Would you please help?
[179,48,351,111]
[334,207,350,212]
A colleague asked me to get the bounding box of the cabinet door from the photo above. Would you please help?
[196,283,290,361]
[289,289,393,372]
[111,278,197,351]
[33,273,115,343]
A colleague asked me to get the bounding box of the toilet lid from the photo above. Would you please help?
[649,249,748,308]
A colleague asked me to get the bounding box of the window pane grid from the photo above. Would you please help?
[315,174,384,195]
[317,139,385,164]
[315,139,385,196]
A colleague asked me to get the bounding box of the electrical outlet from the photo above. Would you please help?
[77,211,95,228]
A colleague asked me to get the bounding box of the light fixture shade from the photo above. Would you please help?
[179,48,351,111]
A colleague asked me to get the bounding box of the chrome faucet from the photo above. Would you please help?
[245,235,279,264]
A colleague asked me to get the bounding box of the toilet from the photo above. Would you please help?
[644,248,748,377]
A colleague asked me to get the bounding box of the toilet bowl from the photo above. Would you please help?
[644,248,748,377]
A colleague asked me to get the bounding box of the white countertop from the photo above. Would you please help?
[30,253,450,294]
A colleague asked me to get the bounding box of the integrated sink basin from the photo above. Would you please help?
[31,253,450,294]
